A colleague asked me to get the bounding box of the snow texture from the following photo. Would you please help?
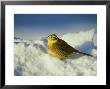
[14,29,97,76]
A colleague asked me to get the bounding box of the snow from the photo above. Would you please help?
[14,29,97,76]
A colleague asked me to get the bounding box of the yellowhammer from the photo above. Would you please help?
[48,34,93,59]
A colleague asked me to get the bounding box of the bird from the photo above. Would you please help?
[47,34,93,59]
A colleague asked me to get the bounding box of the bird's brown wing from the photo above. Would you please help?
[57,39,80,55]
[58,39,93,57]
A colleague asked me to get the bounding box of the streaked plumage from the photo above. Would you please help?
[48,34,93,59]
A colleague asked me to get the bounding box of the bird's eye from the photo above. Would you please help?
[48,35,51,38]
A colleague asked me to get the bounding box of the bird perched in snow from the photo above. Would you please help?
[48,34,93,59]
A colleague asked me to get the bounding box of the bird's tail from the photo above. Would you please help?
[79,52,93,57]
[73,50,93,57]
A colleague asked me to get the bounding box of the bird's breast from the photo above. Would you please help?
[48,44,68,59]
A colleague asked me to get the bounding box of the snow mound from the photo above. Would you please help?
[61,29,95,47]
[14,29,97,76]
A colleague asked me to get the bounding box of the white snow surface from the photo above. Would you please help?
[14,29,97,76]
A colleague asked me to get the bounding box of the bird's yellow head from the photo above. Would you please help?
[48,34,59,44]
